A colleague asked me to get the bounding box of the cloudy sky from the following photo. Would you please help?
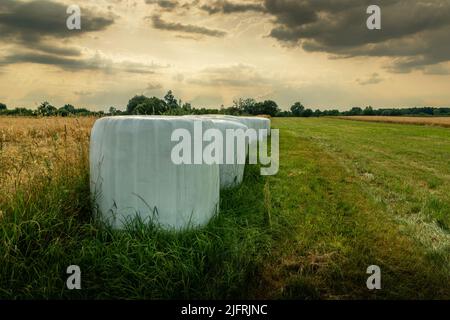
[1,0,450,111]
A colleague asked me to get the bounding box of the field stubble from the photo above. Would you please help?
[338,116,450,128]
[0,117,94,202]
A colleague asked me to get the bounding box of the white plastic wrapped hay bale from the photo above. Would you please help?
[184,114,252,155]
[90,116,220,230]
[184,116,248,189]
[186,115,258,143]
[258,117,271,136]
[192,115,270,140]
[234,117,271,140]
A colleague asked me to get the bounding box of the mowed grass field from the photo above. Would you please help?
[339,116,450,128]
[0,116,449,299]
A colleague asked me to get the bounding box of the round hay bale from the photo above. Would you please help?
[187,115,271,141]
[90,116,220,230]
[184,117,248,189]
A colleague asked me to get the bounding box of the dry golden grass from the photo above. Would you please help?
[338,116,450,128]
[0,116,95,206]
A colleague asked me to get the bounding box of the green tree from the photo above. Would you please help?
[348,107,363,116]
[0,103,7,111]
[290,102,305,116]
[257,100,279,116]
[10,108,34,116]
[37,101,57,116]
[182,102,192,111]
[363,106,375,115]
[58,104,76,117]
[164,90,179,109]
[133,97,168,115]
[302,109,314,117]
[109,107,118,115]
[234,98,257,115]
[127,95,150,114]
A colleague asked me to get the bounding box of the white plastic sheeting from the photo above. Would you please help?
[90,116,220,230]
[184,117,248,189]
[234,116,271,139]
[259,117,271,135]
[187,115,271,142]
[191,114,271,139]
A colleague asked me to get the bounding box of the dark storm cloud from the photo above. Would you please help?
[199,0,265,14]
[0,52,98,71]
[0,0,160,74]
[0,52,160,74]
[0,0,115,44]
[0,0,115,69]
[32,42,83,57]
[356,73,384,85]
[146,82,163,90]
[151,15,227,37]
[145,0,265,14]
[264,0,450,73]
[145,0,179,10]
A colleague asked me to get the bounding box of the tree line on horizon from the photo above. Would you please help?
[1,91,450,118]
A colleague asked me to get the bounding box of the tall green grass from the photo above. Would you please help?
[264,118,450,299]
[0,158,278,299]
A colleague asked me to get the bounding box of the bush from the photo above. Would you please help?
[127,95,168,115]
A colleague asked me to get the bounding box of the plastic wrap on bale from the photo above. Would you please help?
[186,115,270,142]
[234,116,271,140]
[90,116,220,230]
[184,117,248,190]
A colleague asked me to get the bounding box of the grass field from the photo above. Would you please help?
[0,116,449,299]
[339,116,450,128]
